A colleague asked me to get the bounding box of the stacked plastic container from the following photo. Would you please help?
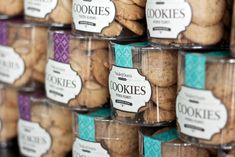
[0,0,234,157]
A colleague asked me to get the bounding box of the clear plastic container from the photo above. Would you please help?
[0,0,23,19]
[109,42,177,126]
[0,84,18,148]
[18,89,73,157]
[146,0,232,47]
[72,0,146,41]
[0,20,48,87]
[73,108,139,157]
[46,28,109,110]
[177,49,235,148]
[140,127,212,157]
[24,0,72,27]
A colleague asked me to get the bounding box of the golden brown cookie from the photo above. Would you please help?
[186,0,226,26]
[143,103,176,124]
[104,122,138,155]
[75,81,109,108]
[151,85,177,111]
[69,49,92,81]
[131,0,146,7]
[0,121,17,142]
[116,16,145,35]
[0,0,23,16]
[51,0,72,24]
[91,49,109,87]
[113,0,145,20]
[101,21,123,37]
[183,22,224,45]
[142,50,178,87]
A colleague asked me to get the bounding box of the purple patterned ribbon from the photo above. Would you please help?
[18,95,31,121]
[0,21,8,46]
[53,32,70,64]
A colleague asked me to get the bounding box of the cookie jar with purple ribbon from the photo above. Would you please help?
[140,127,212,157]
[73,108,139,157]
[0,84,18,148]
[0,20,48,88]
[0,0,23,19]
[146,0,232,47]
[46,28,109,110]
[72,0,146,40]
[24,0,72,27]
[176,50,235,147]
[18,88,73,157]
[109,42,177,126]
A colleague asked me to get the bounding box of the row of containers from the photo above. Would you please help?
[0,0,235,157]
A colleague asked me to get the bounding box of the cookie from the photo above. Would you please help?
[187,0,226,26]
[75,81,109,108]
[150,35,191,45]
[142,50,178,87]
[0,121,17,142]
[0,0,23,16]
[69,49,92,81]
[48,105,72,131]
[151,85,177,111]
[115,110,136,118]
[117,0,135,5]
[0,105,18,122]
[50,5,72,24]
[143,103,176,124]
[131,0,146,7]
[91,49,109,87]
[77,40,108,51]
[104,122,138,155]
[113,0,145,20]
[183,22,224,45]
[101,21,123,37]
[116,16,145,35]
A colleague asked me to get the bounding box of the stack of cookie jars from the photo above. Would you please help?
[141,0,235,156]
[0,0,23,148]
[16,1,74,157]
[71,0,149,156]
[145,0,235,156]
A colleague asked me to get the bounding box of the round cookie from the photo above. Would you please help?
[0,121,17,142]
[187,0,226,26]
[75,81,109,108]
[131,0,146,7]
[0,105,18,122]
[143,103,176,124]
[142,50,178,87]
[116,16,145,35]
[0,0,23,16]
[101,21,123,37]
[117,0,135,5]
[91,49,109,87]
[113,0,145,20]
[48,105,72,131]
[50,5,72,24]
[151,85,177,111]
[183,22,224,45]
[14,69,32,87]
[69,49,92,81]
[104,122,138,155]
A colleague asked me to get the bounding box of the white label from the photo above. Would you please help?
[109,65,151,113]
[72,0,116,33]
[176,86,228,140]
[45,59,82,104]
[18,120,52,157]
[73,138,110,157]
[24,0,58,18]
[146,0,192,38]
[0,45,25,84]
